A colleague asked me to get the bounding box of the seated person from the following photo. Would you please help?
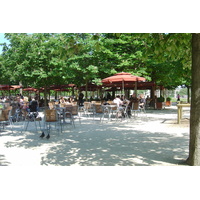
[16,96,24,109]
[138,94,146,108]
[113,95,123,107]
[29,98,39,112]
[59,96,66,104]
[68,96,74,103]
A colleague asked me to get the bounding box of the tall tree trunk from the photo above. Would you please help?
[85,80,88,101]
[19,81,23,95]
[44,85,48,108]
[187,33,200,165]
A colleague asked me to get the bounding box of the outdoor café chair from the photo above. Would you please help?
[93,103,103,121]
[0,108,13,133]
[83,102,95,118]
[57,105,75,128]
[101,103,118,122]
[71,105,81,124]
[23,109,42,133]
[131,102,140,117]
[44,109,62,135]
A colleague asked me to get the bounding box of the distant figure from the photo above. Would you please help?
[29,98,38,112]
[59,96,66,104]
[107,92,111,100]
[129,93,138,103]
[177,94,180,101]
[138,94,146,108]
[79,92,84,106]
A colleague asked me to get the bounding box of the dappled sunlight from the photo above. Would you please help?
[0,107,190,166]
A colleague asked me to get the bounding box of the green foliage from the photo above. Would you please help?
[0,33,192,92]
[157,96,165,102]
[166,97,171,101]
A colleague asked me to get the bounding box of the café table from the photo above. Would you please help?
[101,104,118,121]
[176,103,190,124]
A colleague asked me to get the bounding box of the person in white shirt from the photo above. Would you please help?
[113,95,123,107]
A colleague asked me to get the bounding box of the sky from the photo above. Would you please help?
[0,33,8,53]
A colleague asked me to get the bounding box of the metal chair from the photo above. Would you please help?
[83,102,95,118]
[23,109,42,132]
[101,103,118,122]
[131,102,140,117]
[64,105,75,127]
[56,105,75,128]
[71,105,81,124]
[93,103,103,121]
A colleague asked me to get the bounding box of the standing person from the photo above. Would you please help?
[129,93,138,103]
[177,94,180,101]
[107,92,111,100]
[78,92,84,106]
[145,95,151,107]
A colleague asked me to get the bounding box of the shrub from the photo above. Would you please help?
[166,97,171,101]
[157,96,165,102]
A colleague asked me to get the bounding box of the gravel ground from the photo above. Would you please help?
[0,105,190,166]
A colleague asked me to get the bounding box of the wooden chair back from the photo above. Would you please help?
[0,109,10,121]
[48,102,55,110]
[94,103,103,113]
[45,110,57,122]
[71,105,78,115]
[132,102,139,110]
[110,103,118,110]
[84,102,91,110]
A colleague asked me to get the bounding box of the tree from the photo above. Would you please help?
[1,33,200,165]
[1,33,68,105]
[142,33,192,89]
[187,33,200,165]
[143,33,200,165]
[94,33,147,79]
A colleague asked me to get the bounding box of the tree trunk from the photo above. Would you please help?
[19,81,23,95]
[85,80,88,101]
[44,85,48,108]
[187,33,200,165]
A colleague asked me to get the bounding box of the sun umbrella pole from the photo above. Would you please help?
[122,80,124,96]
[134,80,137,97]
[19,81,23,95]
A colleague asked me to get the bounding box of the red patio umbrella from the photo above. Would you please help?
[54,88,69,92]
[49,84,76,90]
[102,72,145,83]
[80,83,102,91]
[23,87,38,92]
[102,72,146,95]
[10,85,23,90]
[0,85,14,90]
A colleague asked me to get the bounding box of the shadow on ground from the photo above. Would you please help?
[2,116,189,166]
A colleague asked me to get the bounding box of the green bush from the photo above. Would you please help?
[166,97,171,101]
[157,96,165,102]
